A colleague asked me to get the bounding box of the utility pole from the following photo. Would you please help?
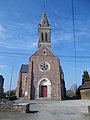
[9,65,14,98]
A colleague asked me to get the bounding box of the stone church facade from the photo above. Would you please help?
[16,10,66,100]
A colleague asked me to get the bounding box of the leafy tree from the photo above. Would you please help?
[82,71,90,85]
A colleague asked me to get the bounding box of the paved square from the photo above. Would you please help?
[0,100,90,120]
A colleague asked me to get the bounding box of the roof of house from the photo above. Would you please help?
[80,81,90,90]
[20,64,28,73]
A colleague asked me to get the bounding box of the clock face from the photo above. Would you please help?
[39,61,50,72]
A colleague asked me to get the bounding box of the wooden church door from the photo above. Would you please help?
[41,86,47,97]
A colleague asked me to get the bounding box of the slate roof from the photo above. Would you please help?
[80,81,90,90]
[20,64,28,73]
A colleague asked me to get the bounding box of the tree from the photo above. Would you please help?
[82,71,90,85]
[76,85,81,99]
[70,83,77,93]
[66,83,77,99]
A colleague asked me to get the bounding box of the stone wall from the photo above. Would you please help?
[0,103,15,112]
[80,89,90,100]
[16,72,28,98]
[0,103,30,113]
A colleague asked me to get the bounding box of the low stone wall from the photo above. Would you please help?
[0,103,15,112]
[80,89,90,100]
[13,103,30,113]
[0,103,30,113]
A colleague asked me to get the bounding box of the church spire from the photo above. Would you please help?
[38,10,51,48]
[40,10,49,27]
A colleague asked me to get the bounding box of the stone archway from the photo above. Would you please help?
[37,78,51,99]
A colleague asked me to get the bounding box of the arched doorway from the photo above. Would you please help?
[37,78,51,99]
[41,85,47,97]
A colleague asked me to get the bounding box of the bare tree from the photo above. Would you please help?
[70,83,77,93]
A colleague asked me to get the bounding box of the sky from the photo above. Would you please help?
[0,0,90,92]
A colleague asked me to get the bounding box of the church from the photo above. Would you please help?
[16,10,66,100]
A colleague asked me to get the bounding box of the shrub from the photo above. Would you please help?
[9,95,17,101]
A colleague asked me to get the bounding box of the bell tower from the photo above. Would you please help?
[38,10,51,48]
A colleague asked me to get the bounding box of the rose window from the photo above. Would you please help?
[39,62,50,71]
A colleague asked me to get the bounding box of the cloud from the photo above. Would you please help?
[14,12,20,16]
[0,19,90,52]
[31,42,38,48]
[0,64,7,69]
[0,22,38,50]
[0,25,6,35]
[0,39,37,50]
[51,19,90,44]
[0,41,25,49]
[6,22,36,33]
[0,25,4,32]
[76,48,84,52]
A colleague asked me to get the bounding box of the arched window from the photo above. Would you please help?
[25,76,27,84]
[41,32,43,41]
[42,50,47,55]
[45,33,48,41]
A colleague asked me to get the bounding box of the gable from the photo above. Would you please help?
[29,45,59,61]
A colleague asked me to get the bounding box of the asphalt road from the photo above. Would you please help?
[0,100,90,120]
